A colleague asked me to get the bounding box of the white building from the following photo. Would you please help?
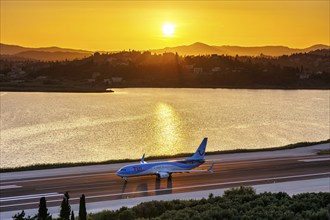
[193,67,203,75]
[92,72,101,79]
[111,77,123,83]
[104,79,112,84]
[211,67,221,72]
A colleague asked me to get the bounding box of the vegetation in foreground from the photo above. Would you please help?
[1,139,329,173]
[13,186,330,220]
[13,192,87,220]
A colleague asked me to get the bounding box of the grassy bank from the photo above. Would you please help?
[1,139,329,173]
[318,149,330,155]
[0,86,114,93]
[2,84,330,91]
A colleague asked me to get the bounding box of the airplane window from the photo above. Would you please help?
[121,168,126,171]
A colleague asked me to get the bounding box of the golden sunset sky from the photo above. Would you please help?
[1,1,329,51]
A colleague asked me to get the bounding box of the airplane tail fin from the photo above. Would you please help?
[186,138,208,161]
[140,154,146,164]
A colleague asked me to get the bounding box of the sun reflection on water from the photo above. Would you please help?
[152,102,183,155]
[1,89,329,168]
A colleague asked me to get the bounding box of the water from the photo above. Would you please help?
[1,89,329,168]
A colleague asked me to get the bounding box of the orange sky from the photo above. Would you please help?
[1,1,329,51]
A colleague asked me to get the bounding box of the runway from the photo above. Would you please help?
[1,153,329,215]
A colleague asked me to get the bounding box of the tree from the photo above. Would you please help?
[38,197,51,220]
[12,210,38,220]
[12,210,34,220]
[12,210,27,220]
[70,211,75,220]
[60,192,71,220]
[64,191,70,201]
[78,194,87,220]
[118,209,135,220]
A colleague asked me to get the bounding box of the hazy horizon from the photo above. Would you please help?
[1,1,329,51]
[1,41,329,53]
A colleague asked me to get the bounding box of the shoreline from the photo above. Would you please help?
[1,85,330,92]
[1,139,329,173]
[0,86,114,93]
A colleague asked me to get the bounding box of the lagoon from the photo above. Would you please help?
[0,89,329,168]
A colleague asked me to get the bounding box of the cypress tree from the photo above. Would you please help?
[65,191,70,200]
[78,194,87,220]
[70,211,75,220]
[38,197,51,220]
[60,192,71,220]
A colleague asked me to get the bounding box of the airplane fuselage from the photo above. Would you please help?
[116,138,210,181]
[116,159,205,178]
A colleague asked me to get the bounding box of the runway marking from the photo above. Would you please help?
[210,156,329,164]
[1,172,329,208]
[36,181,117,191]
[0,185,22,190]
[2,172,115,185]
[82,172,330,200]
[299,158,330,162]
[0,192,61,203]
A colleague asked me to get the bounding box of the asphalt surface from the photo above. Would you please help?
[1,153,329,215]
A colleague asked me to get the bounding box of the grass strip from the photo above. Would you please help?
[317,149,330,155]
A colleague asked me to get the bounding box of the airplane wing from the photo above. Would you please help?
[168,163,214,174]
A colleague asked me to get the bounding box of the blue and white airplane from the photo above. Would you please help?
[116,138,213,181]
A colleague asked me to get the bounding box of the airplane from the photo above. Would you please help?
[116,138,214,181]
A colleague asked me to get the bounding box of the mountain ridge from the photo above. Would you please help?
[1,42,329,61]
[151,43,329,56]
[0,43,92,55]
[0,43,93,61]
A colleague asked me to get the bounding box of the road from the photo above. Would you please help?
[1,153,329,217]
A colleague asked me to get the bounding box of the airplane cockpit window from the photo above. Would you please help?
[121,168,127,171]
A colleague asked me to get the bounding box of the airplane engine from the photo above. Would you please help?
[158,172,170,179]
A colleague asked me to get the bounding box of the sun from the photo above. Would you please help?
[162,23,175,37]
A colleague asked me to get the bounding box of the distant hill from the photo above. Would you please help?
[152,42,223,56]
[151,42,330,56]
[1,42,329,61]
[13,51,91,61]
[0,43,93,61]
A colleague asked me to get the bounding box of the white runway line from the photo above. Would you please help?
[0,185,22,190]
[0,192,61,203]
[299,158,330,162]
[2,172,115,185]
[36,181,117,191]
[211,156,328,164]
